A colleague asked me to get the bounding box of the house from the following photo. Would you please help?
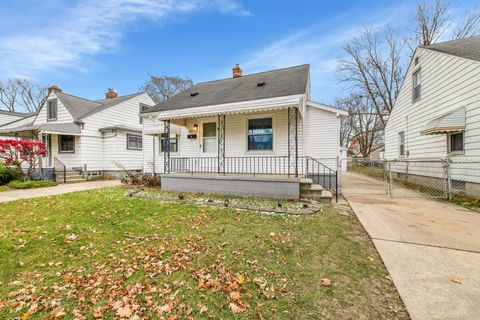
[0,110,34,139]
[141,64,348,200]
[0,110,34,126]
[384,36,480,196]
[0,86,154,182]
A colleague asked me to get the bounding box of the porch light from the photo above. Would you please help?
[193,124,198,132]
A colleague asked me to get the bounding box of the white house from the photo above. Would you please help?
[0,110,34,139]
[0,86,154,182]
[141,64,347,200]
[385,36,480,196]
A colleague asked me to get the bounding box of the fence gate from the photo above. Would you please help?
[387,159,450,199]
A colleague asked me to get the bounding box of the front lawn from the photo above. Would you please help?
[0,187,408,319]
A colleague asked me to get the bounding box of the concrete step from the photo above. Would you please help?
[309,184,323,192]
[301,183,333,203]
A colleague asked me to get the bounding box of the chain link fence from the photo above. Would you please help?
[344,158,480,200]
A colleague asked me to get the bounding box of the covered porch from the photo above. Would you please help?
[143,101,338,200]
[0,123,82,181]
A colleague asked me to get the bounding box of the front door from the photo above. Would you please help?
[42,134,52,167]
[201,122,217,155]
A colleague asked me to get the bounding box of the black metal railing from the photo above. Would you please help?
[170,156,296,176]
[168,156,339,202]
[54,157,66,183]
[304,156,338,202]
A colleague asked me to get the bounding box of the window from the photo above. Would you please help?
[248,117,273,151]
[47,100,58,121]
[399,131,405,157]
[202,122,217,153]
[160,133,178,152]
[58,135,75,153]
[448,132,464,153]
[127,134,142,150]
[412,69,421,101]
[139,104,150,124]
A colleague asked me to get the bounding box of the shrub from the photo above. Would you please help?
[121,174,160,187]
[0,164,22,185]
[7,180,58,189]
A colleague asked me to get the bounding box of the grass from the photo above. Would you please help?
[348,165,385,179]
[0,187,408,319]
[451,195,480,213]
[7,180,58,189]
[0,185,9,192]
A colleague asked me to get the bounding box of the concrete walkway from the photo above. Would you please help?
[342,172,480,320]
[0,180,121,203]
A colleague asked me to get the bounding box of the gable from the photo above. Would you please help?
[33,92,75,125]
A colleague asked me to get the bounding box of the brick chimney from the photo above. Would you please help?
[232,64,242,78]
[48,85,62,95]
[105,88,118,99]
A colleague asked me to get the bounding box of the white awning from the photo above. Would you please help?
[421,107,466,135]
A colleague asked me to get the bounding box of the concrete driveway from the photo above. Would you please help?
[342,172,480,320]
[0,180,121,203]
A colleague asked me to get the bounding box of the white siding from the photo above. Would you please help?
[385,48,480,160]
[0,113,25,126]
[33,92,74,125]
[305,105,341,169]
[81,93,154,171]
[385,48,480,183]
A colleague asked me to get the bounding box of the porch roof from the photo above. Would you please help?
[144,95,303,121]
[0,123,81,136]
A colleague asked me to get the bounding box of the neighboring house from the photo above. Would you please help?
[385,36,480,196]
[0,110,34,139]
[0,86,154,181]
[141,64,347,200]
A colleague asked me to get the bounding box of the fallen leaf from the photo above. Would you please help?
[199,305,208,314]
[229,291,241,301]
[236,274,244,284]
[229,302,246,313]
[116,306,133,318]
[54,310,66,318]
[65,234,77,242]
[451,277,462,284]
[321,278,331,286]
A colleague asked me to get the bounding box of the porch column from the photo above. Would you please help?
[38,132,44,180]
[287,107,298,178]
[163,119,171,174]
[217,114,226,175]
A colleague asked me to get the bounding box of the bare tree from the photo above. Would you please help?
[0,79,47,113]
[414,0,480,47]
[452,6,480,39]
[140,75,193,103]
[336,94,383,158]
[415,0,451,46]
[338,28,403,127]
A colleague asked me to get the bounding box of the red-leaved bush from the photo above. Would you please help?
[0,139,47,181]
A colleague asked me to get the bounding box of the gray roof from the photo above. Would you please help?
[99,125,142,134]
[0,109,34,117]
[423,36,480,62]
[54,92,144,120]
[144,64,310,113]
[0,122,81,135]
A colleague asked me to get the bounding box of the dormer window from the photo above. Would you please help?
[47,100,58,121]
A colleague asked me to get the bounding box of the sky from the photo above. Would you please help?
[0,0,477,108]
